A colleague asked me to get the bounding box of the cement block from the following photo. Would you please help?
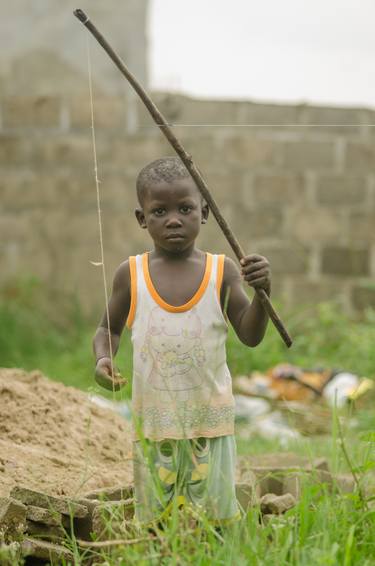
[68,96,127,130]
[252,173,305,205]
[219,136,280,167]
[345,142,375,172]
[235,472,261,511]
[21,537,73,562]
[0,497,26,531]
[83,485,133,501]
[349,212,375,242]
[26,505,69,527]
[10,487,88,518]
[289,280,342,306]
[321,246,370,276]
[316,174,367,205]
[3,96,61,129]
[282,141,335,171]
[92,500,134,540]
[351,285,375,310]
[286,206,344,243]
[26,519,66,540]
[257,245,309,274]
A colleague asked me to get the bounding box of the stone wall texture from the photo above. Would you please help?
[1,90,375,315]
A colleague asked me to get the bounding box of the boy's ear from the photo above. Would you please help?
[135,208,147,229]
[201,202,209,224]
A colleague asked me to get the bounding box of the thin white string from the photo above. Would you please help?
[138,123,375,128]
[86,33,115,391]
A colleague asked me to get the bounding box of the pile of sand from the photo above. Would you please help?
[0,368,133,498]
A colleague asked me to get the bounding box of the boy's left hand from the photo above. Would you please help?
[240,254,271,295]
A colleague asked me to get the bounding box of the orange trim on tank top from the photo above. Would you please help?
[142,252,213,313]
[216,254,225,302]
[126,256,137,328]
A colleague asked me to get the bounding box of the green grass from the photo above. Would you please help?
[1,278,375,564]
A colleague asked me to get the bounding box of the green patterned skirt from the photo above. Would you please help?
[133,435,240,524]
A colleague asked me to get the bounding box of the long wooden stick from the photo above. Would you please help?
[73,8,292,348]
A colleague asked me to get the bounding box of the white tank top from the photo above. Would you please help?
[126,252,235,441]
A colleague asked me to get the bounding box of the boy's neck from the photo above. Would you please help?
[151,242,201,261]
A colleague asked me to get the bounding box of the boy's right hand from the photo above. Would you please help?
[95,357,127,391]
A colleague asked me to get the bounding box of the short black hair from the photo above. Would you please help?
[136,157,191,205]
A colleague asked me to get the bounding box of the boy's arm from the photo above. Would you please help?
[93,260,131,390]
[221,255,271,347]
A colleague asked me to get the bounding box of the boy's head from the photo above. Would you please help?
[135,157,209,252]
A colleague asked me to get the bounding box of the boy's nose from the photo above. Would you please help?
[166,216,183,228]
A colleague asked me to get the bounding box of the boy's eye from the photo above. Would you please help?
[180,206,192,214]
[153,208,166,216]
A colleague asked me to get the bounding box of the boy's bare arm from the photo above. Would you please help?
[222,255,271,347]
[93,260,131,389]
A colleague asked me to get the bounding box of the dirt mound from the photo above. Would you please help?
[0,368,133,498]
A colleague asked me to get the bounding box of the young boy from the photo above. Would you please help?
[93,157,271,524]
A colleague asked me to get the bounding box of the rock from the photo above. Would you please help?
[21,537,73,562]
[0,497,26,535]
[10,486,88,518]
[26,504,69,527]
[260,493,296,515]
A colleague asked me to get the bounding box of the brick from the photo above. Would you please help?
[3,96,61,129]
[345,142,375,172]
[0,135,34,164]
[252,173,304,205]
[349,212,375,241]
[286,206,344,243]
[257,245,309,274]
[219,136,280,167]
[334,474,355,494]
[10,487,88,518]
[321,246,369,276]
[316,174,367,205]
[282,141,335,171]
[92,500,134,540]
[351,285,375,310]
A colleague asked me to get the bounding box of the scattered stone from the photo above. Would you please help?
[11,486,88,518]
[21,537,73,562]
[260,493,296,515]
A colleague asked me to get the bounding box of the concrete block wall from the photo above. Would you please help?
[1,92,375,314]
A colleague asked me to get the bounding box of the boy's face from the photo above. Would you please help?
[136,178,208,253]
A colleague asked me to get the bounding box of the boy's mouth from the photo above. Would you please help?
[166,233,185,240]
